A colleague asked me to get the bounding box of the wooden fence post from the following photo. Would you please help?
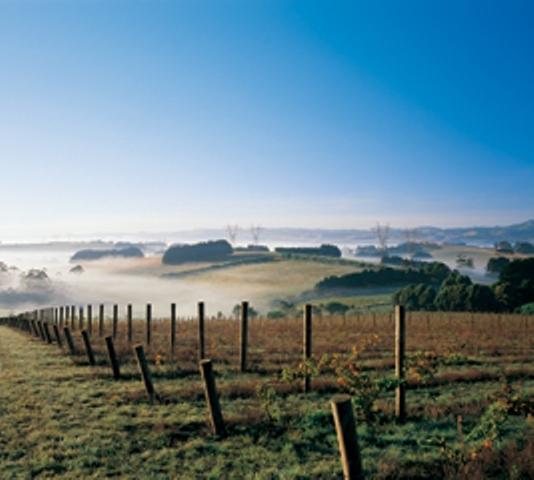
[395,305,406,422]
[105,336,121,380]
[113,304,118,339]
[59,306,64,327]
[87,304,93,334]
[79,306,84,330]
[303,304,312,393]
[71,305,75,329]
[198,301,205,360]
[127,304,133,343]
[240,301,249,372]
[99,304,104,337]
[81,330,96,366]
[65,305,70,324]
[171,303,176,354]
[43,322,53,344]
[37,321,45,341]
[134,344,156,401]
[199,359,226,436]
[146,303,152,346]
[331,394,363,480]
[63,327,76,355]
[53,324,63,346]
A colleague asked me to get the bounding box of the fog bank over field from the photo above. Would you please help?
[0,244,283,317]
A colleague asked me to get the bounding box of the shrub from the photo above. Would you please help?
[162,240,233,265]
[275,244,341,258]
[486,257,510,274]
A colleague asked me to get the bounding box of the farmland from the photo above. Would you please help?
[1,309,533,478]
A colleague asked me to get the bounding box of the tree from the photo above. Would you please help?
[493,258,534,311]
[514,242,534,254]
[227,224,239,245]
[495,240,513,254]
[250,224,262,245]
[373,222,390,252]
[486,257,510,274]
[323,301,350,315]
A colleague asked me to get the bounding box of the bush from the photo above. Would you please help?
[317,262,451,290]
[71,247,144,261]
[162,240,233,265]
[486,257,510,274]
[393,284,436,311]
[275,244,341,258]
[323,301,350,315]
[518,302,534,314]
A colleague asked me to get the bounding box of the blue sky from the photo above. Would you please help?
[1,0,533,238]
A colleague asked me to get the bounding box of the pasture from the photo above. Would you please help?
[0,308,533,479]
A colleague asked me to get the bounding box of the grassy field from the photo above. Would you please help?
[1,311,533,479]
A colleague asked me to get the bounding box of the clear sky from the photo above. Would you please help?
[1,0,533,239]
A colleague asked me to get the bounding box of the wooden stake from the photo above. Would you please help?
[127,304,133,343]
[53,324,63,346]
[134,344,156,401]
[198,301,205,360]
[87,304,93,334]
[63,327,76,355]
[112,304,118,339]
[43,322,53,344]
[239,301,249,372]
[331,394,363,480]
[395,305,406,422]
[105,336,121,380]
[171,303,176,354]
[199,359,226,436]
[303,304,312,393]
[81,330,96,366]
[146,303,152,345]
[99,304,104,337]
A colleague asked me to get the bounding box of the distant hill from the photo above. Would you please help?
[140,220,534,247]
[70,247,144,262]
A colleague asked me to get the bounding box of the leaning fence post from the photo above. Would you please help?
[134,344,156,401]
[395,305,406,422]
[43,322,53,344]
[81,330,96,366]
[127,304,133,343]
[199,359,226,436]
[198,301,205,359]
[105,336,121,380]
[53,324,63,347]
[146,303,152,346]
[240,301,249,372]
[113,304,118,339]
[63,327,76,355]
[303,304,312,393]
[37,321,45,341]
[171,303,176,354]
[331,394,363,480]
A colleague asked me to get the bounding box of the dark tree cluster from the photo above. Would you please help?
[275,244,341,258]
[395,258,534,313]
[316,261,451,290]
[71,247,144,261]
[162,240,233,265]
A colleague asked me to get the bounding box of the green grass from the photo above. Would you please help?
[1,325,533,479]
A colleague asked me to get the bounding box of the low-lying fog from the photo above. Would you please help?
[0,242,495,317]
